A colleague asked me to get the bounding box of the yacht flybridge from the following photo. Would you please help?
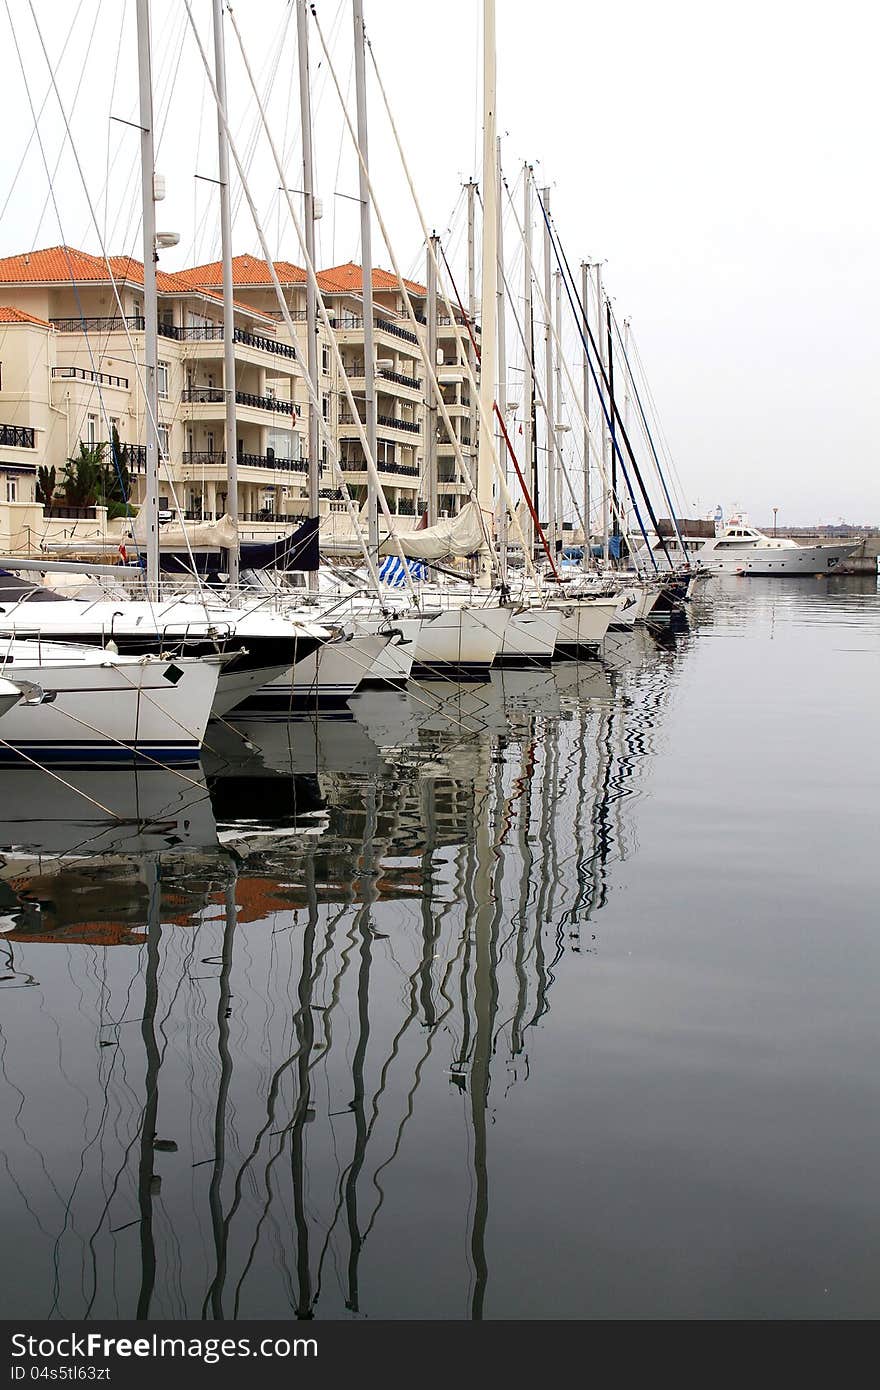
[646,520,855,575]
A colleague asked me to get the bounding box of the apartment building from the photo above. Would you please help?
[181,254,478,520]
[0,246,478,543]
[0,246,309,529]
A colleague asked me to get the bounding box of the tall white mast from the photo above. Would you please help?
[466,179,478,495]
[595,261,609,560]
[580,261,591,567]
[296,0,320,590]
[211,0,238,586]
[554,267,563,549]
[476,0,498,587]
[352,0,379,556]
[522,165,534,561]
[542,186,556,563]
[135,0,159,598]
[495,136,507,580]
[425,232,438,527]
[623,314,631,543]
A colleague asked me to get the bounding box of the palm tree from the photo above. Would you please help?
[35,464,56,511]
[61,443,106,508]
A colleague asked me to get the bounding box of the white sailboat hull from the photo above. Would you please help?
[552,598,618,651]
[0,647,218,765]
[246,632,392,708]
[411,604,511,679]
[497,606,562,663]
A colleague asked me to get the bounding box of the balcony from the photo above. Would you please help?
[53,365,129,390]
[99,442,147,474]
[158,322,299,362]
[50,315,144,333]
[378,368,422,390]
[339,458,419,479]
[181,387,299,417]
[330,313,419,346]
[0,424,35,448]
[339,409,420,436]
[182,450,307,473]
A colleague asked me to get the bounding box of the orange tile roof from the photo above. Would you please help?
[0,305,51,327]
[0,245,276,324]
[317,261,427,297]
[180,253,307,289]
[0,245,114,284]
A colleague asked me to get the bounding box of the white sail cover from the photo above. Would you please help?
[128,512,238,550]
[377,502,486,560]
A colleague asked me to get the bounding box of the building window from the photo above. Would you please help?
[206,431,215,456]
[86,413,98,447]
[321,392,331,421]
[321,344,331,375]
[6,477,18,503]
[157,362,169,399]
[158,425,170,456]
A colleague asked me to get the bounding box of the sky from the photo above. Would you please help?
[1,0,877,525]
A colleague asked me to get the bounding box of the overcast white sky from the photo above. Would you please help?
[1,0,877,524]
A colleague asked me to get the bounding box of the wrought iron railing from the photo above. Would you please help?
[52,365,129,389]
[181,387,299,416]
[0,424,35,448]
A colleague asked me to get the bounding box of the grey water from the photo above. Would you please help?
[0,575,877,1320]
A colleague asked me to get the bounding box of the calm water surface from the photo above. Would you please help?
[1,576,878,1319]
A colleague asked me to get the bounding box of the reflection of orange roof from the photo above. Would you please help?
[0,305,52,326]
[180,254,306,289]
[13,921,146,946]
[317,262,426,297]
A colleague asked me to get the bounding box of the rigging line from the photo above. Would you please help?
[438,242,559,580]
[102,0,127,249]
[364,31,538,582]
[628,328,691,514]
[177,13,389,601]
[22,1,213,606]
[210,4,415,602]
[312,9,499,571]
[0,0,87,226]
[607,305,690,562]
[6,2,138,546]
[535,193,671,569]
[31,0,105,248]
[500,179,646,568]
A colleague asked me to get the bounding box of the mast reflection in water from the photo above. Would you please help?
[0,635,677,1320]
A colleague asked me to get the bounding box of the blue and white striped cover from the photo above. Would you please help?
[378,556,429,587]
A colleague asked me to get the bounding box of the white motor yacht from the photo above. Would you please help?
[645,520,856,575]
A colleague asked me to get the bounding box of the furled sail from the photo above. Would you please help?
[377,501,486,560]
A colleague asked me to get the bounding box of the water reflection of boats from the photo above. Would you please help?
[0,764,218,865]
[0,641,680,1319]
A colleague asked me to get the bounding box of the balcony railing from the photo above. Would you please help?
[377,412,420,435]
[339,459,419,478]
[50,315,146,334]
[156,321,299,362]
[0,424,35,448]
[378,368,422,390]
[52,365,129,389]
[98,442,147,473]
[339,410,420,435]
[330,313,419,346]
[182,449,307,473]
[181,387,299,416]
